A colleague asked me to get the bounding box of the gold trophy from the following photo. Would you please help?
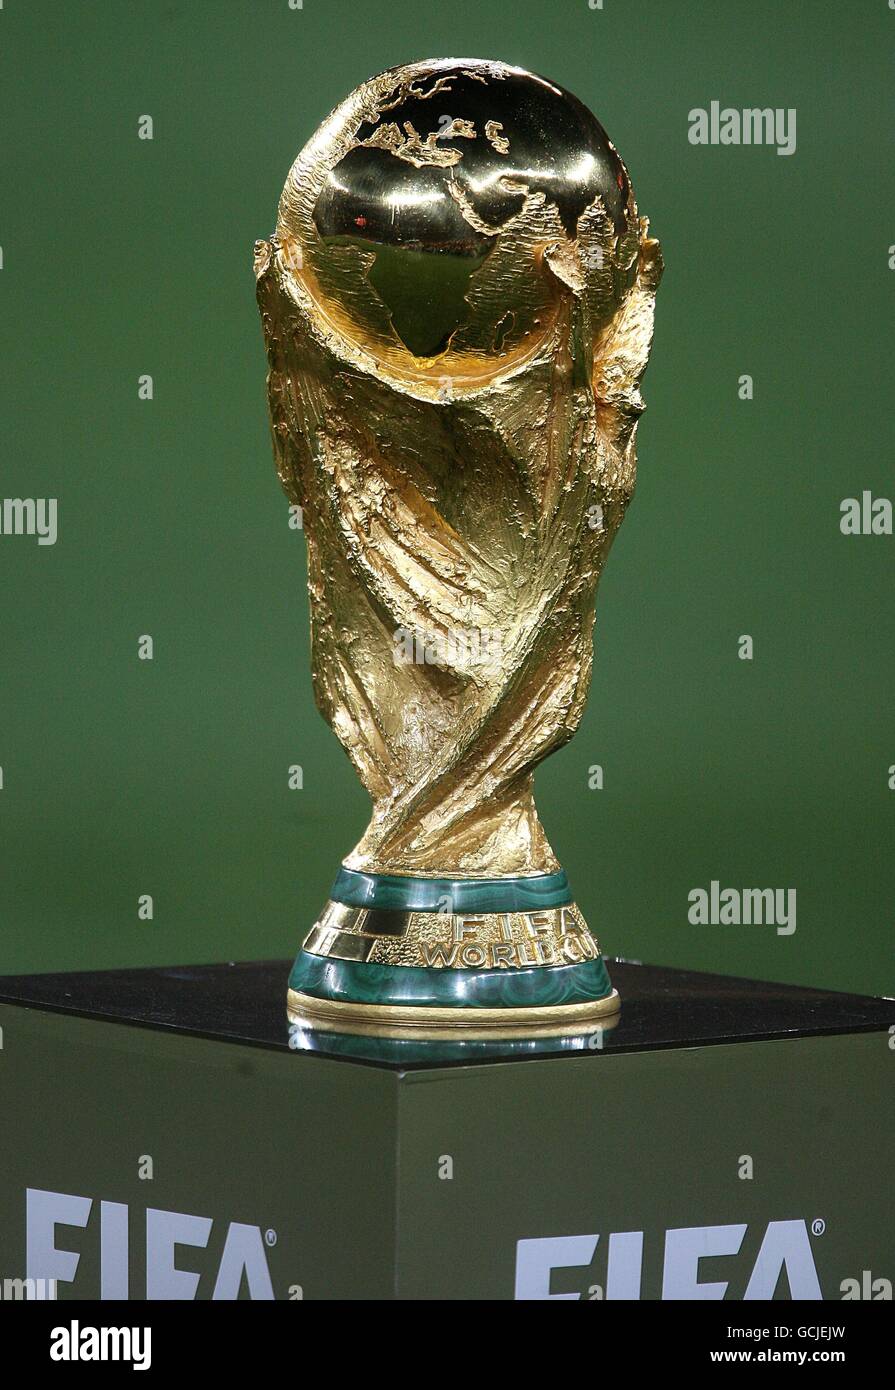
[255,58,662,1037]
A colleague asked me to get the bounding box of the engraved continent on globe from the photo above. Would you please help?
[270,58,651,390]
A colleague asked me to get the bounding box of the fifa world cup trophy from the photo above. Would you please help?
[255,58,662,1037]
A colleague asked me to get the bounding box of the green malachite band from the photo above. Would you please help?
[330,867,572,913]
[288,950,613,1010]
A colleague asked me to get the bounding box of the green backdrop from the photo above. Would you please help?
[1,0,892,994]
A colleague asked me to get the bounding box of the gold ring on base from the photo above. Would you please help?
[286,987,620,1041]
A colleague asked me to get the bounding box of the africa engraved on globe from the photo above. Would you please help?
[258,58,650,386]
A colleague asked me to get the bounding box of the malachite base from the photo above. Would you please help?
[288,869,619,1039]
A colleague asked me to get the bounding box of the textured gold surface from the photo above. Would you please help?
[302,900,602,968]
[286,987,621,1039]
[256,58,662,881]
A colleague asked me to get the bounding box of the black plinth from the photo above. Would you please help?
[0,959,890,1067]
[0,960,891,1300]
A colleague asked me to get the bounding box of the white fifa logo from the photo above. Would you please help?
[515,1220,823,1300]
[26,1188,275,1300]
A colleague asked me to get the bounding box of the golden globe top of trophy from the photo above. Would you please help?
[255,58,662,1038]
